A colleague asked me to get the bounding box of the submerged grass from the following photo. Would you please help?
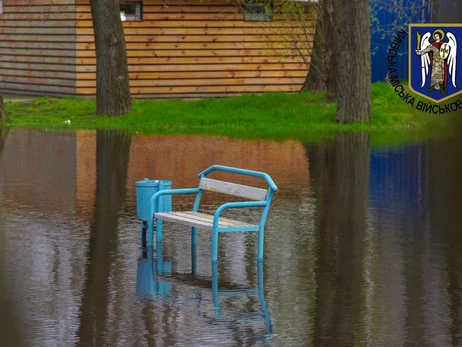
[2,82,454,143]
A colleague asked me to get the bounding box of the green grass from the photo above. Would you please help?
[2,82,454,143]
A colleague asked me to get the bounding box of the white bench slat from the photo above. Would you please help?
[199,178,267,201]
[172,211,245,227]
[155,211,257,231]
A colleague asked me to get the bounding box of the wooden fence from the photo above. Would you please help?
[0,0,314,98]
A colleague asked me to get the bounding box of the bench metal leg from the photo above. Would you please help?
[212,262,220,315]
[191,227,197,275]
[212,227,219,263]
[156,219,163,243]
[156,241,163,274]
[148,220,154,247]
[257,227,265,261]
[148,219,162,246]
[141,221,147,248]
[191,226,197,246]
[257,260,273,335]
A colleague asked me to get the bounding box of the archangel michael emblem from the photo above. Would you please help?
[409,24,461,103]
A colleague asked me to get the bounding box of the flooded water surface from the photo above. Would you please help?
[0,129,461,347]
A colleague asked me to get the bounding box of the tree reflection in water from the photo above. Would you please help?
[76,130,131,347]
[428,116,462,347]
[0,129,28,346]
[306,132,371,346]
[0,128,8,160]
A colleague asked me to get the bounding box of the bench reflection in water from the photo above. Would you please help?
[136,244,273,337]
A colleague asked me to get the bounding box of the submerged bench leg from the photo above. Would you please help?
[148,219,162,246]
[257,227,265,261]
[148,219,154,247]
[191,226,197,246]
[141,221,147,248]
[212,227,219,263]
[212,262,220,315]
[156,241,163,274]
[191,227,197,275]
[156,219,163,243]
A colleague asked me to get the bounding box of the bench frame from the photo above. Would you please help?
[147,165,278,262]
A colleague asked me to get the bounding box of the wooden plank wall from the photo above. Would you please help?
[0,0,314,98]
[0,0,77,97]
[75,0,314,98]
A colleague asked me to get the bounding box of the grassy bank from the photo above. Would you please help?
[2,83,452,142]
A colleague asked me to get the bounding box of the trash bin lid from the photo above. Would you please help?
[136,178,160,187]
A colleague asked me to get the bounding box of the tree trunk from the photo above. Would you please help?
[301,0,338,101]
[301,1,326,93]
[90,0,131,116]
[325,0,339,102]
[335,0,371,123]
[0,95,8,122]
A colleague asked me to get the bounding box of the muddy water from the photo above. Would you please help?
[0,129,461,347]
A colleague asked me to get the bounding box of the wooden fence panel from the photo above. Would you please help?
[0,0,314,98]
[75,0,314,98]
[0,0,76,96]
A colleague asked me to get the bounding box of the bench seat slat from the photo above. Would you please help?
[172,211,246,227]
[199,178,267,201]
[155,211,257,231]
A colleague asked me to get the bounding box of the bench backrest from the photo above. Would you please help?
[199,178,268,201]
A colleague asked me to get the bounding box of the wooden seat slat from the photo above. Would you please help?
[176,211,253,227]
[155,211,256,231]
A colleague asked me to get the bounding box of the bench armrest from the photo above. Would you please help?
[149,188,200,220]
[213,201,268,229]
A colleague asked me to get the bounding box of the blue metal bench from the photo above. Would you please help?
[147,165,278,262]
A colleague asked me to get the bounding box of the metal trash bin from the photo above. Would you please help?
[136,179,172,222]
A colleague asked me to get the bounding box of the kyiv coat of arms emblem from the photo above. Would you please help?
[409,24,461,103]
